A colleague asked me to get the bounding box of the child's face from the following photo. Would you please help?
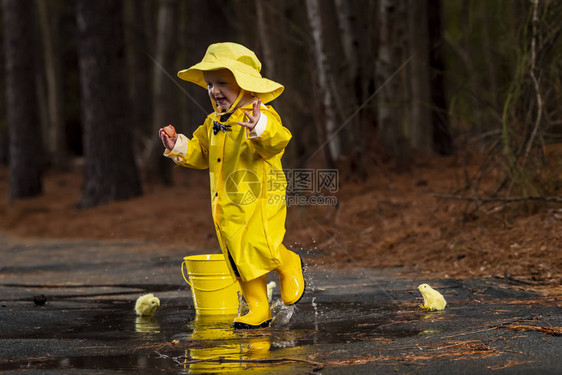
[204,69,241,112]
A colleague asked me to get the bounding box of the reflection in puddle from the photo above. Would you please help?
[185,315,271,373]
[180,299,423,373]
[135,316,160,333]
[183,314,313,373]
[421,311,447,320]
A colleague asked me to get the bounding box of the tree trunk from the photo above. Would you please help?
[37,0,66,169]
[2,0,44,199]
[251,0,304,168]
[333,0,370,178]
[427,0,452,155]
[255,0,275,78]
[334,0,357,83]
[376,0,412,171]
[76,0,142,208]
[0,24,5,165]
[123,0,154,141]
[146,0,176,184]
[305,0,340,166]
[478,0,498,111]
[352,0,378,154]
[460,0,482,130]
[407,0,432,152]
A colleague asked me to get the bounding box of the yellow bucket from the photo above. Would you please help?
[181,254,241,315]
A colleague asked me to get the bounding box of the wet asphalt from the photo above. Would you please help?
[0,234,560,374]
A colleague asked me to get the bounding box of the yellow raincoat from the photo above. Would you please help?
[165,104,292,281]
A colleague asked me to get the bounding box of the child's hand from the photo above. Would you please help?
[159,125,178,150]
[238,99,261,131]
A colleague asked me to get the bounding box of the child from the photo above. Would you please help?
[159,42,305,329]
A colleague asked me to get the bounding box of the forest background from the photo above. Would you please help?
[0,0,561,285]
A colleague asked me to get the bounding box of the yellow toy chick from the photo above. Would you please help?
[135,294,161,317]
[418,284,446,311]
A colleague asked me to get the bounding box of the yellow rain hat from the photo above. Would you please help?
[177,42,284,104]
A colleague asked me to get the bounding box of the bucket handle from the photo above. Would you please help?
[181,261,239,292]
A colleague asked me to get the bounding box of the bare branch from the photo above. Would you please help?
[434,193,562,204]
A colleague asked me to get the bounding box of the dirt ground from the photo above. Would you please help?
[1,155,561,288]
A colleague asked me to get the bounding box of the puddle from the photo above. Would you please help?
[170,300,426,373]
[0,355,180,372]
[1,273,558,373]
[0,294,422,373]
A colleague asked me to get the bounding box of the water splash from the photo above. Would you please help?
[237,291,248,316]
[311,296,318,321]
[271,299,295,327]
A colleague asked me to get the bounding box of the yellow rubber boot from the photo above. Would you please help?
[233,275,272,329]
[276,246,306,305]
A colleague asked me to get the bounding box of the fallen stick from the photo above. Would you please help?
[440,315,537,339]
[499,324,562,336]
[434,194,562,204]
[496,272,545,286]
[178,356,324,371]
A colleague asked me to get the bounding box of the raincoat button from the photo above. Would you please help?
[217,158,221,162]
[215,192,218,197]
